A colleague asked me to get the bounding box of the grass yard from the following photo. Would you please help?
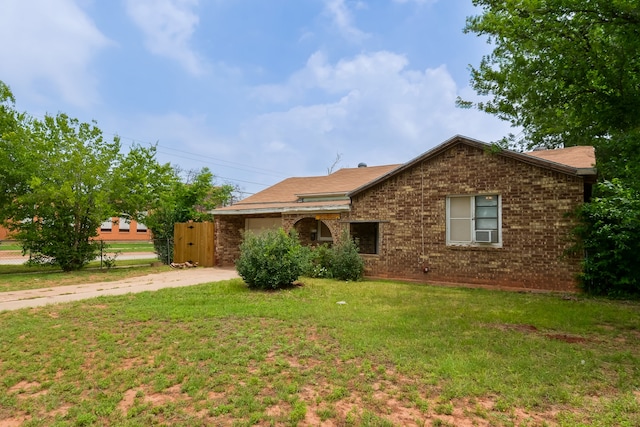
[0,242,22,251]
[101,241,155,253]
[0,241,155,252]
[0,277,638,426]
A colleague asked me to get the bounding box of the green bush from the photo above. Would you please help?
[303,231,364,281]
[572,180,640,297]
[235,228,306,290]
[330,231,365,281]
[303,243,334,278]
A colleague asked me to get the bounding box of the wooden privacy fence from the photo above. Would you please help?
[173,222,215,267]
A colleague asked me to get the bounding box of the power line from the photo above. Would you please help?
[15,110,279,194]
[116,136,285,192]
[154,144,288,178]
[118,136,288,179]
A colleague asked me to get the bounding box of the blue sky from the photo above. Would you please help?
[0,0,516,196]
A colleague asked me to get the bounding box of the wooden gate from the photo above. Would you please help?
[173,222,215,267]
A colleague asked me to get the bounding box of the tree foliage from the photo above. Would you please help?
[142,167,235,264]
[0,81,174,271]
[463,0,640,153]
[571,180,640,297]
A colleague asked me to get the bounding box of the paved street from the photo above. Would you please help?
[0,251,157,265]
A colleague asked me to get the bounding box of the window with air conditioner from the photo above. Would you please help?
[447,195,501,246]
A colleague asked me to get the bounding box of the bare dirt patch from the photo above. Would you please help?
[117,389,139,414]
[490,323,590,344]
[7,380,41,394]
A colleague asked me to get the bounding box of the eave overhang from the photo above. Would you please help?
[213,203,350,216]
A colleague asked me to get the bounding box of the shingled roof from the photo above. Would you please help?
[349,135,597,197]
[215,135,597,216]
[525,145,596,170]
[214,164,400,215]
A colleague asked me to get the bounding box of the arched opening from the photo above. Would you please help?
[293,217,334,247]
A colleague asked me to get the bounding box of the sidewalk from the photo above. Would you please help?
[0,268,239,311]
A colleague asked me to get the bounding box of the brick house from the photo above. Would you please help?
[214,135,596,291]
[213,164,400,266]
[96,217,152,241]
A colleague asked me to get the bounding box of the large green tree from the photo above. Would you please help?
[463,1,640,295]
[464,0,640,142]
[463,0,640,182]
[0,82,174,271]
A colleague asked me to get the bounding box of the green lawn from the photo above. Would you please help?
[0,241,158,292]
[0,278,638,426]
[0,242,22,251]
[101,241,155,252]
[0,241,154,252]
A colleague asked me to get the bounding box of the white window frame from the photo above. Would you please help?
[446,195,502,247]
[317,220,333,242]
[118,217,130,232]
[100,219,113,232]
[136,221,148,233]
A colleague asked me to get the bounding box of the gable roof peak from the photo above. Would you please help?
[349,135,596,197]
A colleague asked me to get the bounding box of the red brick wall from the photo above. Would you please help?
[214,215,246,267]
[348,143,585,291]
[215,213,347,267]
[0,219,152,242]
[0,226,12,240]
[95,218,152,241]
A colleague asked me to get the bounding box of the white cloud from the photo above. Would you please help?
[243,50,515,176]
[324,0,370,43]
[107,50,515,195]
[0,0,111,107]
[125,0,206,75]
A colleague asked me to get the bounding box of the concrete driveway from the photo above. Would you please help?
[0,268,239,311]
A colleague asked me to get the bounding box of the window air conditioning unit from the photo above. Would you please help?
[475,230,495,243]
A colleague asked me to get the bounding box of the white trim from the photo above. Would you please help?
[446,195,502,248]
[317,220,333,242]
[118,217,130,231]
[213,205,349,216]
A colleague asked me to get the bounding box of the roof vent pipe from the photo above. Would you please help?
[358,162,367,168]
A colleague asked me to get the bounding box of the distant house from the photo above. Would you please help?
[214,135,596,291]
[0,217,152,242]
[96,217,152,241]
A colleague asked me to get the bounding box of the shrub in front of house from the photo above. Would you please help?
[572,179,640,297]
[303,243,334,278]
[235,228,306,290]
[303,232,365,281]
[329,231,365,281]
